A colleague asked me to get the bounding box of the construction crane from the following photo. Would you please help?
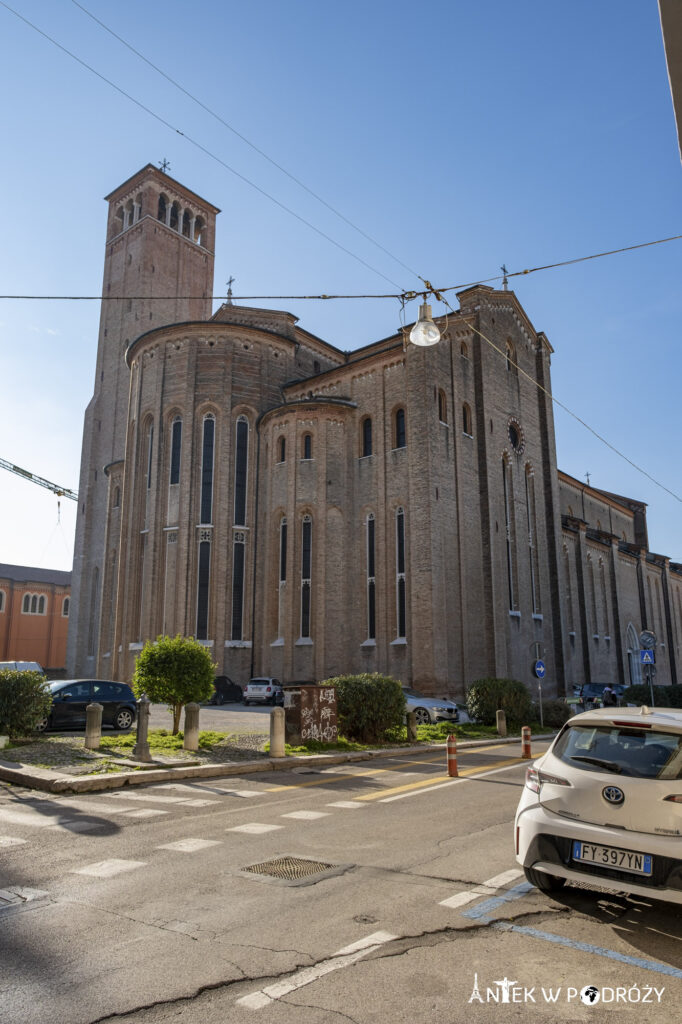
[0,457,78,502]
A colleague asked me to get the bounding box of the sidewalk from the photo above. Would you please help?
[0,733,556,794]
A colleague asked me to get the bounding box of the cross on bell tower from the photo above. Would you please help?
[227,276,235,305]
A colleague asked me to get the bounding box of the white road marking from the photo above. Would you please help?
[469,762,527,780]
[178,799,218,807]
[0,836,27,847]
[100,793,190,803]
[379,759,525,803]
[157,838,222,853]
[281,810,330,820]
[121,809,169,818]
[326,801,363,809]
[237,931,397,1010]
[439,869,524,909]
[72,859,146,878]
[227,823,283,834]
[49,820,105,833]
[0,808,67,828]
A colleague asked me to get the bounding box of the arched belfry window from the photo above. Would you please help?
[361,417,372,458]
[182,210,191,237]
[200,414,215,524]
[394,408,406,449]
[157,193,167,223]
[506,340,517,374]
[460,340,469,358]
[170,202,180,231]
[195,216,205,245]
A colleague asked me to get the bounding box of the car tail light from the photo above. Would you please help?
[266,686,272,692]
[663,795,682,803]
[525,766,571,793]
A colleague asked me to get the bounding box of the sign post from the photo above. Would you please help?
[533,661,546,728]
[639,631,657,707]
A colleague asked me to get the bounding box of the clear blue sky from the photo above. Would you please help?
[0,0,680,572]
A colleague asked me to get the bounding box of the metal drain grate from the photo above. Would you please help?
[243,855,334,880]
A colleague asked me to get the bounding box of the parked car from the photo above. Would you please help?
[402,687,459,726]
[515,705,682,905]
[0,661,45,676]
[243,677,283,706]
[208,675,243,705]
[574,683,628,709]
[34,680,137,732]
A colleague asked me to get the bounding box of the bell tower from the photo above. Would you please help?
[67,164,219,676]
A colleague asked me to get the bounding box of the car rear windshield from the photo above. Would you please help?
[553,724,682,780]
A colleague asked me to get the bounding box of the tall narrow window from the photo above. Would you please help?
[277,436,286,463]
[301,515,312,638]
[525,468,540,614]
[146,424,154,489]
[506,340,516,373]
[196,539,211,639]
[367,514,376,640]
[200,415,215,524]
[462,403,472,436]
[588,554,598,634]
[395,408,406,449]
[563,545,573,632]
[396,507,406,638]
[302,433,312,460]
[438,389,447,424]
[170,417,182,485]
[361,417,372,457]
[38,595,46,615]
[22,594,30,613]
[599,558,609,636]
[503,459,517,611]
[31,594,38,614]
[277,517,287,639]
[231,533,245,640]
[234,416,248,526]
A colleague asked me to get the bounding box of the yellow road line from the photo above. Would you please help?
[265,764,404,792]
[353,757,526,801]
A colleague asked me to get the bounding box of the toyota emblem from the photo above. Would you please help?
[602,785,624,805]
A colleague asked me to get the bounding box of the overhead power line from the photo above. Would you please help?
[1,232,680,302]
[0,0,410,292]
[70,0,422,286]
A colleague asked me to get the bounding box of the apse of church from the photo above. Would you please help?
[68,164,682,695]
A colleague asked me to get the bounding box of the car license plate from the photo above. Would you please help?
[571,841,652,876]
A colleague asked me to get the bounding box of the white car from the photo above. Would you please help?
[515,706,682,905]
[402,687,459,726]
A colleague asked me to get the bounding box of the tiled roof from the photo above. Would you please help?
[0,563,71,586]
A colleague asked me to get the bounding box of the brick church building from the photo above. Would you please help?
[67,164,682,697]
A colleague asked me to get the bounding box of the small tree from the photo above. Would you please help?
[0,670,53,739]
[132,635,216,734]
[466,677,532,727]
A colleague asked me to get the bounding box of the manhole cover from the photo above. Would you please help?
[243,856,334,880]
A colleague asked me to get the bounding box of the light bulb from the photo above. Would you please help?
[409,302,440,347]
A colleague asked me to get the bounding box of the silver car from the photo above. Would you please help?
[402,687,459,726]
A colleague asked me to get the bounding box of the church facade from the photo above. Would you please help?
[67,164,682,697]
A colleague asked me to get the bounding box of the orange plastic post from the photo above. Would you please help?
[446,733,459,777]
[521,726,532,759]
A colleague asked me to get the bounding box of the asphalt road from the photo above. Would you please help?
[1,739,680,1024]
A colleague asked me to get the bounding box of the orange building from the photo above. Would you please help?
[0,564,71,676]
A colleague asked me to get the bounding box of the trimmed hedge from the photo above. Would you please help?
[466,678,532,727]
[320,673,406,743]
[0,670,53,738]
[534,699,573,729]
[623,684,682,708]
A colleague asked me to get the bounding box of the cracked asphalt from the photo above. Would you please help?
[1,739,680,1023]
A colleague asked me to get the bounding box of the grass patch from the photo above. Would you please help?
[98,728,229,753]
[264,737,371,755]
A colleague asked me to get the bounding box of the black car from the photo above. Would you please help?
[208,675,243,705]
[574,682,627,709]
[35,680,137,732]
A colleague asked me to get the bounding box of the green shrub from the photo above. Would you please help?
[321,673,406,743]
[623,684,682,708]
[466,678,532,727]
[0,670,53,738]
[132,635,216,734]
[534,699,572,729]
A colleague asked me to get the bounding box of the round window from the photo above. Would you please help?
[508,420,524,453]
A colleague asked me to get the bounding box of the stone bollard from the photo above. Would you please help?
[496,709,507,737]
[84,702,103,750]
[270,706,286,758]
[183,702,200,751]
[132,694,152,762]
[406,711,418,742]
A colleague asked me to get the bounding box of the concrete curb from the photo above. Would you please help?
[0,733,557,794]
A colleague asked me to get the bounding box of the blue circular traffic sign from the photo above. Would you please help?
[534,660,546,679]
